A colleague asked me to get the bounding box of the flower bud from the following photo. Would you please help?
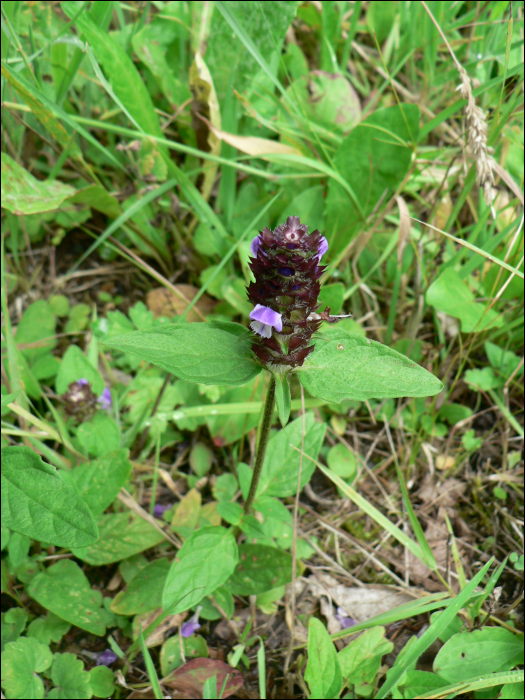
[247,216,328,369]
[62,379,98,421]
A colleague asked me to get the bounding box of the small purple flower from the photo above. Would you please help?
[249,304,283,339]
[317,236,329,262]
[96,649,118,666]
[250,235,261,258]
[153,503,173,519]
[181,606,202,637]
[335,607,356,629]
[97,387,112,410]
[77,378,89,386]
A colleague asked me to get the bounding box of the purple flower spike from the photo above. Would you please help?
[250,235,261,258]
[77,378,89,386]
[317,236,329,261]
[97,387,112,410]
[249,304,283,339]
[96,649,118,666]
[181,606,202,637]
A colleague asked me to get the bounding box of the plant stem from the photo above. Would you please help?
[244,375,276,514]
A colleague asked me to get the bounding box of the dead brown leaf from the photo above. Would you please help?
[146,285,216,321]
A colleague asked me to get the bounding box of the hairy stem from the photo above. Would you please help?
[244,375,276,514]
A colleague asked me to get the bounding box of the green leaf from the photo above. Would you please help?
[55,344,104,396]
[327,443,357,481]
[205,377,264,446]
[338,626,393,689]
[1,391,20,409]
[47,653,91,700]
[318,283,345,314]
[76,413,120,458]
[26,613,70,647]
[15,300,57,363]
[485,341,523,381]
[1,636,52,700]
[1,446,98,548]
[212,474,238,502]
[299,327,443,402]
[160,635,209,676]
[438,403,473,425]
[426,269,503,332]
[209,1,299,102]
[162,527,238,613]
[305,617,343,700]
[253,496,292,522]
[28,559,108,636]
[398,670,449,698]
[70,450,132,516]
[190,443,214,477]
[103,324,261,386]
[1,153,75,216]
[87,665,115,699]
[71,513,165,566]
[110,558,171,615]
[228,544,293,595]
[255,412,326,498]
[7,530,30,568]
[216,502,244,526]
[433,628,524,682]
[61,1,166,150]
[501,681,525,699]
[272,371,291,427]
[325,104,419,259]
[1,608,29,651]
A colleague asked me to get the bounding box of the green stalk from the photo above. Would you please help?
[244,376,276,514]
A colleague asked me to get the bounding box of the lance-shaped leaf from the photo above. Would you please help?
[103,323,260,386]
[299,328,443,403]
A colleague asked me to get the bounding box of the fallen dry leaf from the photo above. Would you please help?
[146,285,216,322]
[305,573,414,622]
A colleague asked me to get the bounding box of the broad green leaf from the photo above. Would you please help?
[278,185,325,235]
[70,450,132,516]
[205,377,264,446]
[337,626,393,689]
[426,268,503,332]
[485,341,523,380]
[375,558,494,698]
[253,496,292,522]
[0,636,52,700]
[325,104,419,259]
[67,184,122,219]
[216,502,244,526]
[61,1,166,150]
[27,560,107,636]
[213,474,239,502]
[398,670,449,698]
[1,154,75,216]
[71,513,165,565]
[501,680,525,699]
[162,527,238,613]
[305,617,343,700]
[7,531,30,568]
[327,443,357,481]
[299,327,443,402]
[15,300,57,363]
[132,10,192,107]
[1,608,28,650]
[110,558,170,615]
[55,344,104,395]
[47,653,91,700]
[103,324,261,386]
[26,613,70,647]
[76,413,121,459]
[88,666,115,699]
[318,283,345,314]
[208,1,299,102]
[272,371,291,427]
[1,446,98,548]
[1,391,20,409]
[160,635,209,676]
[228,544,293,595]
[284,72,361,135]
[256,412,326,498]
[433,628,524,682]
[0,64,84,165]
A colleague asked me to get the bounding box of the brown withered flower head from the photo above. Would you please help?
[62,378,98,422]
[246,216,329,370]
